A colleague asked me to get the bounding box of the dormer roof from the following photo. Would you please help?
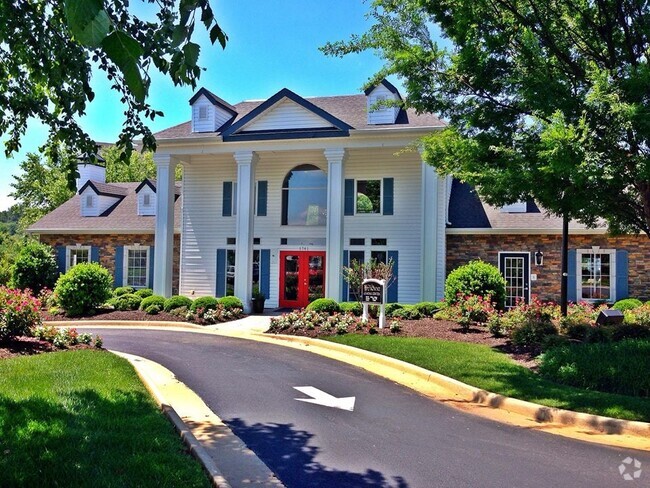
[78,180,128,197]
[134,178,181,197]
[188,87,238,116]
[364,79,402,99]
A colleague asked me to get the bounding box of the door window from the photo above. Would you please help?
[499,253,530,308]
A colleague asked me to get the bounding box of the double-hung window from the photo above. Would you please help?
[576,249,616,302]
[124,246,149,288]
[66,246,91,271]
[356,180,381,214]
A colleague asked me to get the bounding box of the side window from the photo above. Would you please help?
[577,249,616,302]
[66,246,91,271]
[124,246,149,288]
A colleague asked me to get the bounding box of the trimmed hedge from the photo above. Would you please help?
[612,298,643,312]
[306,298,341,314]
[190,296,219,312]
[339,301,362,316]
[135,288,154,298]
[113,286,136,297]
[444,260,506,309]
[413,301,443,317]
[108,293,142,311]
[163,295,193,312]
[54,263,113,317]
[139,295,166,311]
[218,296,244,310]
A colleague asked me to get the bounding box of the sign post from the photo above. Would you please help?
[361,278,386,328]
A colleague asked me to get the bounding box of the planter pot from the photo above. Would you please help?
[251,298,266,314]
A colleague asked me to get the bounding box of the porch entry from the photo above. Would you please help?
[498,252,530,308]
[279,251,326,309]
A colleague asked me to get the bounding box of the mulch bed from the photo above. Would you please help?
[0,336,95,360]
[41,309,190,323]
[271,317,539,369]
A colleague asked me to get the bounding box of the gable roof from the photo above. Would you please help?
[78,180,128,197]
[447,179,606,233]
[363,79,402,98]
[28,182,182,234]
[134,178,181,196]
[188,87,238,116]
[154,93,445,141]
[220,88,353,141]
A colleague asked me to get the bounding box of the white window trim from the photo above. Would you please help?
[66,245,91,271]
[198,105,209,120]
[576,248,616,303]
[354,178,383,215]
[123,245,150,289]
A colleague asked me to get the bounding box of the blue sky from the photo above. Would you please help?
[0,0,394,211]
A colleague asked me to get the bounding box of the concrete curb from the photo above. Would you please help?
[45,319,203,329]
[234,332,650,443]
[111,351,232,488]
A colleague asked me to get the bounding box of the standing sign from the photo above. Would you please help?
[361,278,386,328]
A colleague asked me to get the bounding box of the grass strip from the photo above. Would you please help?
[325,335,650,422]
[0,349,210,487]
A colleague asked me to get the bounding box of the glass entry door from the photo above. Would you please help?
[498,252,530,308]
[279,251,326,308]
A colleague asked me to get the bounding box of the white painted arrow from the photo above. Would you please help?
[293,386,356,411]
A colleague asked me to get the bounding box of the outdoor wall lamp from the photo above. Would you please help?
[535,250,544,266]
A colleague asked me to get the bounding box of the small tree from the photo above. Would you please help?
[445,260,507,309]
[10,241,58,293]
[342,258,394,301]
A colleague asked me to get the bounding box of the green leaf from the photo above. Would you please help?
[209,24,227,49]
[101,31,146,102]
[183,42,200,68]
[64,0,111,47]
[171,25,188,48]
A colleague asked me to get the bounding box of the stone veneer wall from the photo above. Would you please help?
[39,234,181,295]
[446,233,650,302]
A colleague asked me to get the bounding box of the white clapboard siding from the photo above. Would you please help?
[79,190,119,217]
[344,148,422,303]
[76,164,106,191]
[191,94,232,132]
[242,99,333,132]
[179,147,425,305]
[367,84,400,125]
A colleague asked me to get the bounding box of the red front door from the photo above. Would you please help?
[279,251,326,309]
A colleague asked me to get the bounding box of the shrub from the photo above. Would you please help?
[511,320,558,349]
[54,263,112,317]
[108,293,142,311]
[623,303,650,327]
[339,301,362,316]
[168,305,188,317]
[145,304,161,315]
[444,260,507,309]
[33,325,57,342]
[610,324,650,342]
[413,301,443,317]
[437,294,495,328]
[306,298,341,314]
[385,303,404,316]
[585,326,612,343]
[218,296,244,310]
[113,286,136,297]
[558,319,591,341]
[134,288,153,298]
[540,334,570,351]
[268,309,361,334]
[390,305,422,320]
[164,295,193,312]
[612,298,643,312]
[486,313,505,337]
[190,296,219,313]
[187,303,244,325]
[10,241,58,293]
[389,319,402,333]
[0,287,42,340]
[139,295,166,311]
[539,339,650,397]
[78,332,93,345]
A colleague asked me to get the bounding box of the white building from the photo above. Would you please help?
[152,80,449,312]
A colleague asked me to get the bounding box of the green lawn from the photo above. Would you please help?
[326,335,650,422]
[0,350,210,487]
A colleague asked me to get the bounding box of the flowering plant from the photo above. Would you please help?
[0,286,42,340]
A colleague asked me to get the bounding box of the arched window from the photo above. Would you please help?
[282,164,327,226]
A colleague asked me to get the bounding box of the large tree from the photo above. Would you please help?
[0,0,226,186]
[323,0,650,236]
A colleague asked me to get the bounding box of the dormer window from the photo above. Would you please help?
[199,105,209,120]
[365,80,402,125]
[189,88,238,133]
[86,194,94,208]
[143,194,151,207]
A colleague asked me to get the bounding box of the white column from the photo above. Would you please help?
[420,155,439,301]
[233,150,257,313]
[324,148,347,300]
[153,153,177,297]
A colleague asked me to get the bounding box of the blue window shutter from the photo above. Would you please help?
[257,181,268,216]
[148,246,155,289]
[567,250,577,303]
[616,250,629,300]
[114,246,124,287]
[344,179,355,216]
[91,246,99,263]
[342,250,349,302]
[222,182,232,217]
[260,249,270,298]
[387,250,399,303]
[383,178,394,215]
[216,249,226,297]
[55,246,66,274]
